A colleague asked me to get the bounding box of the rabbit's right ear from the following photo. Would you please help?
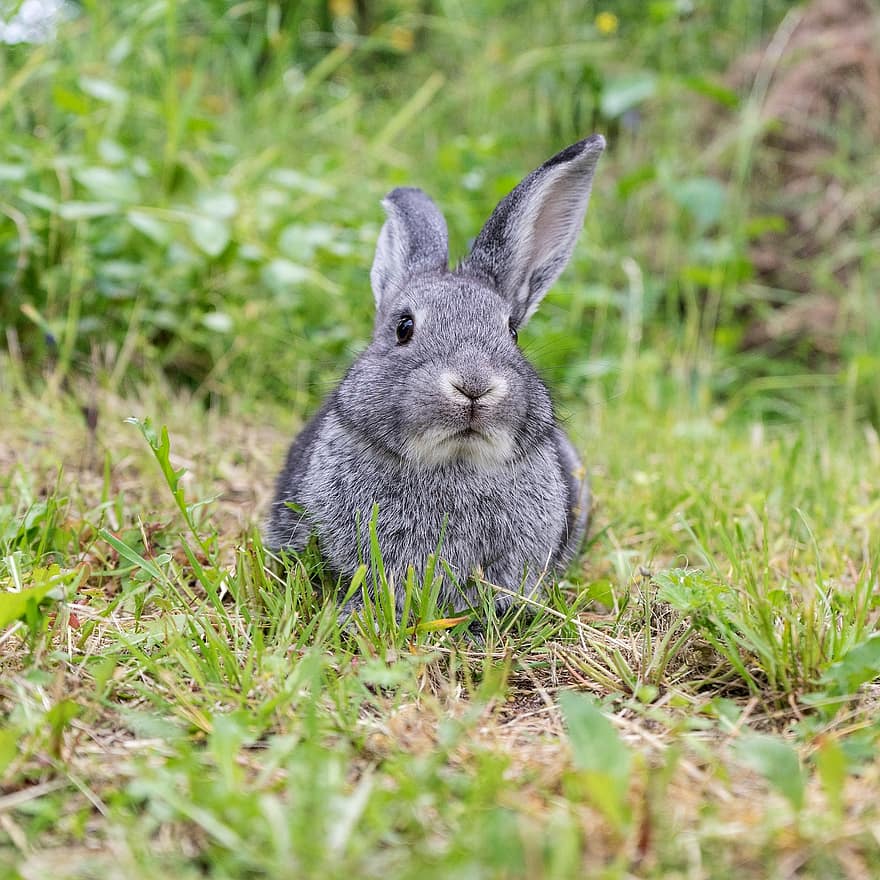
[370,187,449,308]
[463,135,605,326]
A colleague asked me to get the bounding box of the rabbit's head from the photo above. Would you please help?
[335,135,605,470]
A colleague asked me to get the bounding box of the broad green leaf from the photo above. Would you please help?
[683,75,740,108]
[79,76,128,104]
[108,33,132,65]
[600,73,656,119]
[197,191,238,219]
[744,214,788,237]
[279,223,337,262]
[19,189,57,211]
[0,163,27,181]
[117,707,186,741]
[584,578,614,607]
[98,258,137,279]
[0,583,53,628]
[560,691,632,830]
[0,566,71,629]
[98,139,128,164]
[202,311,234,333]
[91,657,117,696]
[48,699,83,758]
[261,258,311,290]
[735,733,804,812]
[668,177,727,232]
[270,168,335,196]
[53,85,91,114]
[127,210,170,244]
[0,727,18,777]
[816,738,847,818]
[189,216,231,257]
[47,699,80,729]
[75,166,139,202]
[560,692,630,782]
[57,201,118,220]
[822,635,880,696]
[209,713,248,788]
[358,657,413,688]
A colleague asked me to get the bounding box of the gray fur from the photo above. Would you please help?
[266,136,606,614]
[370,187,449,308]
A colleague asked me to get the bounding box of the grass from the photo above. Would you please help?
[9,0,874,408]
[1,372,878,878]
[2,0,880,876]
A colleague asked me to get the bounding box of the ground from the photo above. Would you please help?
[2,373,878,878]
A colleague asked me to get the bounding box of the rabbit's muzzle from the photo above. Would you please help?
[400,369,515,470]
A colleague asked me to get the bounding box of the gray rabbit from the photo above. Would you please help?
[266,135,606,614]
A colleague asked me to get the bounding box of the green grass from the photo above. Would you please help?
[1,374,878,878]
[8,0,876,409]
[2,0,880,876]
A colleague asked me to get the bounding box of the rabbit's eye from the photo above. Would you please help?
[396,315,415,344]
[508,319,518,343]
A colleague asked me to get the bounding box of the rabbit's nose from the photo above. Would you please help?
[441,371,508,406]
[451,378,492,401]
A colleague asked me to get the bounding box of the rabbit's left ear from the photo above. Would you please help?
[463,135,605,326]
[370,187,449,309]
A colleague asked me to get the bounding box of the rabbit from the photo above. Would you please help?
[266,134,606,615]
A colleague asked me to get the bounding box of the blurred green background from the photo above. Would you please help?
[2,0,878,422]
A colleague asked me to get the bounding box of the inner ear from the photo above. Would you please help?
[524,173,592,285]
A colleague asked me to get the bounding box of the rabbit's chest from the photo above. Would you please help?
[302,429,566,578]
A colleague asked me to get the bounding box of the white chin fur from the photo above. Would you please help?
[403,427,514,469]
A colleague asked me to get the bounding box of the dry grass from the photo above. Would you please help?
[708,0,880,354]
